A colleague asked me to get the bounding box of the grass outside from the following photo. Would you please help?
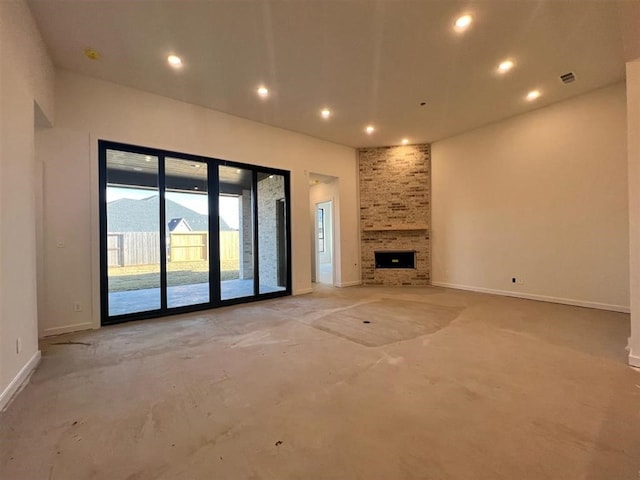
[108,259,240,292]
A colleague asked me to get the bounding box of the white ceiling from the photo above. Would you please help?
[28,0,640,148]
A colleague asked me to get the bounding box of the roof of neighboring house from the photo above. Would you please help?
[168,218,191,232]
[107,196,233,232]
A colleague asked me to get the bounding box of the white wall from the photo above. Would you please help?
[432,83,629,312]
[0,1,54,407]
[627,59,640,367]
[37,70,359,335]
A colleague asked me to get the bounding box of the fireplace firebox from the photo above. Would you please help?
[374,251,416,269]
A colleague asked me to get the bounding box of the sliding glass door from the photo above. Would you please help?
[99,141,291,325]
[104,150,162,316]
[165,157,211,308]
[219,165,255,301]
[257,172,288,294]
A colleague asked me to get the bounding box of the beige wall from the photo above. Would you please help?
[627,59,640,367]
[432,83,629,312]
[37,70,359,336]
[0,1,54,406]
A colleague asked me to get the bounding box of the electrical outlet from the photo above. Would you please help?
[16,337,22,354]
[73,302,82,312]
[512,277,524,285]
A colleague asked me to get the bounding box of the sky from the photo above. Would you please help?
[107,186,239,230]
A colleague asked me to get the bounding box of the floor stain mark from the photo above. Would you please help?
[51,341,92,346]
[310,298,463,347]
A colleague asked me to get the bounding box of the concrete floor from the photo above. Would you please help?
[1,285,639,479]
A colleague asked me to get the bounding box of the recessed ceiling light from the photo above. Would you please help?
[257,86,269,98]
[497,60,514,73]
[320,108,332,119]
[454,14,473,32]
[133,167,143,171]
[268,174,274,179]
[526,89,541,101]
[167,55,182,68]
[194,186,199,190]
[192,164,201,168]
[144,156,152,162]
[236,169,241,174]
[365,125,375,135]
[401,138,409,145]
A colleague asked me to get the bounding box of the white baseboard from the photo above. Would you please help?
[335,281,362,288]
[42,322,93,338]
[629,349,640,368]
[293,288,313,295]
[430,281,630,313]
[1,350,41,412]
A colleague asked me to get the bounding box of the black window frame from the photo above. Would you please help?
[99,140,292,326]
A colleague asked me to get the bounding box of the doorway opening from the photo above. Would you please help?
[309,173,339,286]
[315,200,334,285]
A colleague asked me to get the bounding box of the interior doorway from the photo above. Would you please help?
[315,200,333,285]
[309,172,339,286]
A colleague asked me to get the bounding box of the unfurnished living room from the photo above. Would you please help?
[1,1,640,479]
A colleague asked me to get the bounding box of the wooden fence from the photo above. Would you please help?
[108,232,159,266]
[107,231,239,267]
[219,231,240,262]
[170,232,207,262]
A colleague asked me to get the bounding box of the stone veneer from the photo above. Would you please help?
[257,174,285,288]
[359,144,430,285]
[239,188,253,280]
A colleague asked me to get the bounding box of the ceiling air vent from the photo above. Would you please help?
[560,72,576,84]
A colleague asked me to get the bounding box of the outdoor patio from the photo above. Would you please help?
[108,280,284,316]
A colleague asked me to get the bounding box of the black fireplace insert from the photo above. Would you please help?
[374,251,416,269]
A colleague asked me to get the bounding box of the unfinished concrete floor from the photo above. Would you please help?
[1,285,639,479]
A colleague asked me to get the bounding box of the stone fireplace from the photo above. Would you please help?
[359,144,430,285]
